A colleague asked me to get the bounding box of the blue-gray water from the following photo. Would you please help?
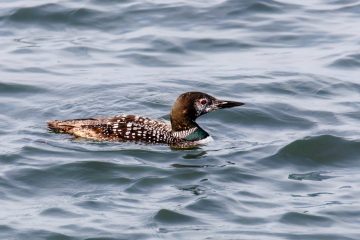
[1,0,360,239]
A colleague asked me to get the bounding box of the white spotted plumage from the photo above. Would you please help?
[78,114,200,145]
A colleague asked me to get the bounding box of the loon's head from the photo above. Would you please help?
[170,92,244,131]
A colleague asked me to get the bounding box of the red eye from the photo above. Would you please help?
[200,99,207,105]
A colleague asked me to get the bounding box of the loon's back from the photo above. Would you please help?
[48,114,175,144]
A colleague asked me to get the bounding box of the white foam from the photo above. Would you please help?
[196,136,214,144]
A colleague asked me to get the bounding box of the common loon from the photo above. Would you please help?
[48,92,244,148]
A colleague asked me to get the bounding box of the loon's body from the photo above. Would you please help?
[48,92,244,148]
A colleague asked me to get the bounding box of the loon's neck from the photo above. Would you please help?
[170,102,209,141]
[171,123,209,141]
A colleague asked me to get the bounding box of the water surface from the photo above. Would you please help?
[0,0,360,239]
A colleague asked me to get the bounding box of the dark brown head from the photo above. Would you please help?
[170,92,244,131]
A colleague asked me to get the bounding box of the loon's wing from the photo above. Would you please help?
[48,118,100,133]
[47,117,108,139]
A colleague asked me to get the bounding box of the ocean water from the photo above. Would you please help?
[1,0,360,239]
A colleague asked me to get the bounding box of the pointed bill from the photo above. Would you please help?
[215,100,245,109]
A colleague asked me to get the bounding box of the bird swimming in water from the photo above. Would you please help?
[48,92,244,148]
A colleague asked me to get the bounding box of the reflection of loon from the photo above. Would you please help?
[48,92,244,147]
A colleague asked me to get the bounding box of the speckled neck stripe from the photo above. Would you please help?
[172,127,198,139]
[184,127,209,141]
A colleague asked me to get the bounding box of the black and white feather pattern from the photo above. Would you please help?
[48,114,198,145]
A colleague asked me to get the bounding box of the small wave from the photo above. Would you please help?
[154,209,204,225]
[62,46,109,57]
[124,176,168,194]
[0,225,14,234]
[259,135,360,170]
[328,53,360,69]
[40,207,84,218]
[118,53,179,67]
[125,37,186,55]
[4,3,103,29]
[75,200,116,211]
[279,212,334,227]
[215,0,298,17]
[0,82,46,95]
[182,38,254,52]
[319,2,360,14]
[288,171,336,181]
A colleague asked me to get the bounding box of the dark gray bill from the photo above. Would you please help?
[216,100,245,109]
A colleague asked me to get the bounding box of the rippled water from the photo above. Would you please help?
[1,0,360,239]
